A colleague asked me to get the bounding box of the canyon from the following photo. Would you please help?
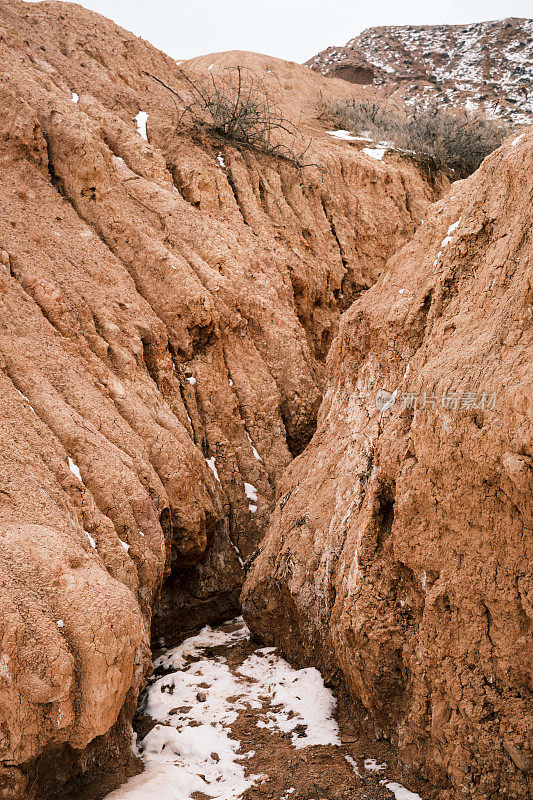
[0,2,530,799]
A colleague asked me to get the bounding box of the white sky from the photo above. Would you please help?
[70,1,532,63]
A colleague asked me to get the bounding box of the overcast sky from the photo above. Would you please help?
[71,0,533,63]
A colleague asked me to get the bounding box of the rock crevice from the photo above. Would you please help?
[0,1,438,796]
[243,130,533,799]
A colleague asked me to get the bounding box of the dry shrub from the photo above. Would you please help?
[146,66,314,168]
[321,97,508,178]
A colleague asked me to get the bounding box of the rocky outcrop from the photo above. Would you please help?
[242,129,533,799]
[307,18,533,125]
[0,1,438,795]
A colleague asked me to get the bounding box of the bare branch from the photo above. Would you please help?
[146,66,317,170]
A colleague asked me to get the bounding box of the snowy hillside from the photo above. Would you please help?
[307,18,533,124]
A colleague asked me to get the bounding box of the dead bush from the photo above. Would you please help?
[146,66,314,168]
[320,97,508,178]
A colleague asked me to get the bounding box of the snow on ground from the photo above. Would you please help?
[104,619,341,800]
[154,622,249,671]
[440,218,461,248]
[239,648,341,748]
[327,131,391,162]
[205,456,220,482]
[364,757,386,772]
[327,129,359,140]
[245,431,262,461]
[326,130,373,143]
[135,111,148,141]
[15,388,37,415]
[104,618,428,800]
[67,457,82,481]
[244,482,258,513]
[345,754,361,776]
[434,218,462,264]
[362,146,386,161]
[86,531,97,549]
[380,780,423,800]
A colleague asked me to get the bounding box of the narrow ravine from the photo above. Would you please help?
[105,619,433,800]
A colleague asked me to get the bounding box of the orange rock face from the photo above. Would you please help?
[243,130,533,798]
[0,1,437,795]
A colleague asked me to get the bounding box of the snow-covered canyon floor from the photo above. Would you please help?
[105,619,431,800]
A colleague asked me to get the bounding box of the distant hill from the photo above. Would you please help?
[306,18,533,124]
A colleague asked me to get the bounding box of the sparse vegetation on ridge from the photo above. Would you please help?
[320,97,509,178]
[145,66,315,168]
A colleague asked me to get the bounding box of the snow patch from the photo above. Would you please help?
[364,758,386,772]
[327,129,358,141]
[440,218,461,249]
[104,621,265,799]
[135,111,148,141]
[104,618,424,800]
[15,388,37,415]
[217,152,227,169]
[68,457,82,481]
[57,620,64,628]
[238,648,341,748]
[231,540,245,567]
[119,539,130,552]
[187,376,196,385]
[206,456,220,482]
[244,482,257,502]
[362,146,386,161]
[71,92,79,103]
[245,432,262,461]
[244,482,258,512]
[154,620,248,672]
[148,620,340,752]
[345,754,361,776]
[380,779,423,800]
[511,132,526,146]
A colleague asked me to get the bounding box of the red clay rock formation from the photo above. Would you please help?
[243,129,533,799]
[0,1,438,795]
